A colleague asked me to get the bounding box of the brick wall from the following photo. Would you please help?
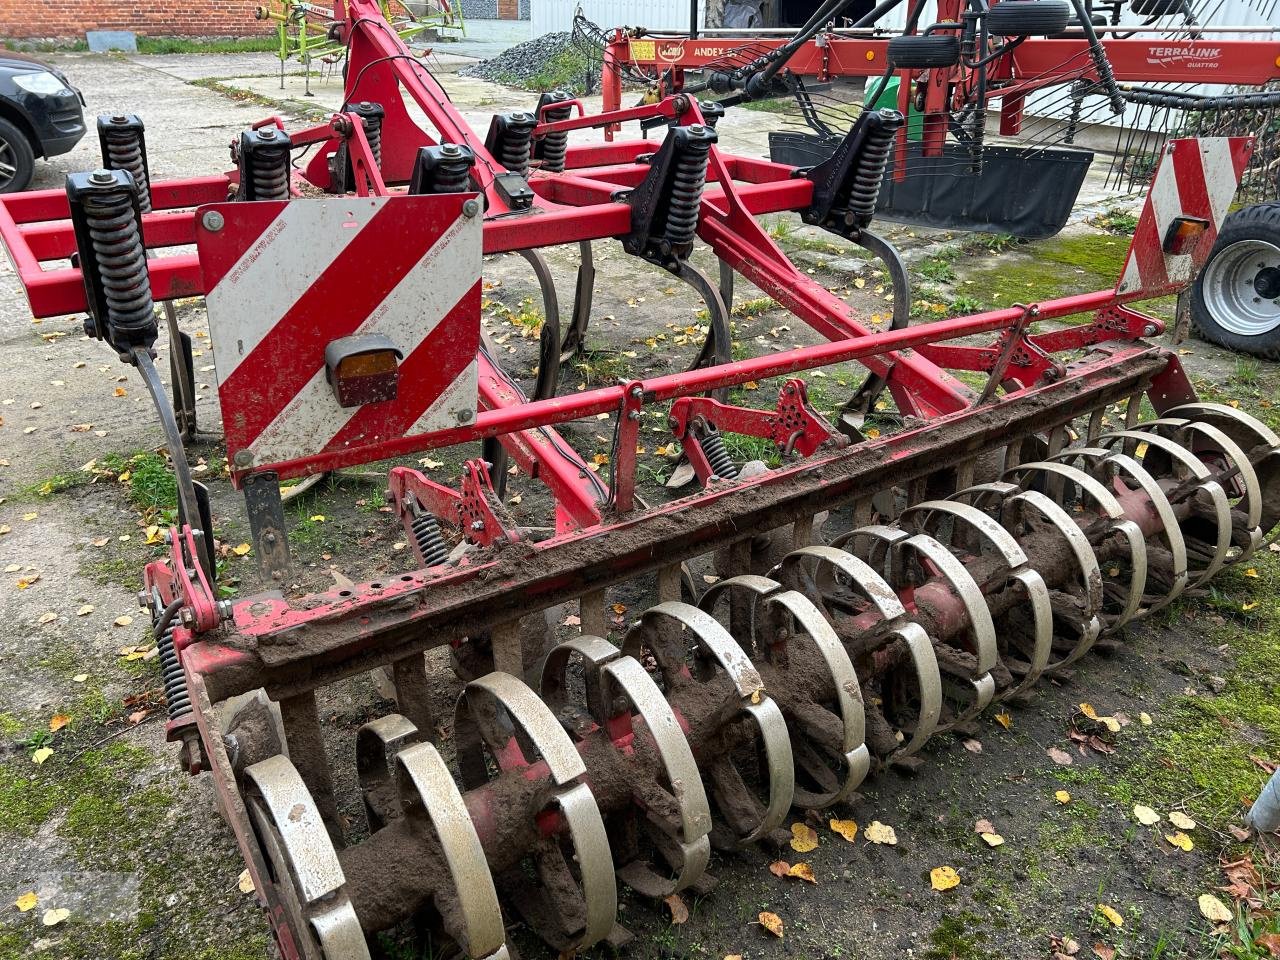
[0,0,272,40]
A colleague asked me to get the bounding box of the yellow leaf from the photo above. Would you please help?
[22,512,37,521]
[114,386,127,397]
[72,674,88,683]
[233,543,252,556]
[1199,894,1233,923]
[1080,702,1099,720]
[865,821,897,845]
[49,714,70,732]
[930,866,961,891]
[237,869,255,895]
[15,892,37,912]
[865,427,881,440]
[829,818,859,841]
[114,615,133,627]
[1097,904,1124,927]
[1133,805,1161,826]
[664,893,689,924]
[41,907,70,927]
[854,277,867,289]
[144,525,162,544]
[76,604,94,616]
[995,710,1012,730]
[31,747,53,765]
[309,515,326,523]
[981,832,1004,847]
[1139,712,1152,726]
[1244,568,1260,579]
[17,573,40,589]
[1055,790,1072,805]
[1165,831,1194,851]
[789,822,819,853]
[1244,602,1258,611]
[787,862,816,884]
[612,603,627,615]
[117,470,130,483]
[758,911,784,937]
[1168,811,1196,831]
[593,453,610,466]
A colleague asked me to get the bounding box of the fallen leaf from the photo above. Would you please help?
[1199,893,1233,923]
[1133,805,1161,826]
[76,604,94,616]
[4,563,19,573]
[865,821,897,845]
[1055,790,1072,804]
[1092,944,1116,960]
[1080,702,1100,720]
[1168,811,1196,831]
[1139,712,1152,726]
[1165,831,1194,851]
[981,833,1005,847]
[309,514,326,523]
[72,674,88,683]
[758,912,784,937]
[49,714,70,732]
[1048,747,1073,766]
[38,612,57,624]
[974,818,995,834]
[233,543,252,556]
[42,907,70,927]
[17,573,40,589]
[769,860,791,878]
[15,892,37,912]
[32,747,53,764]
[128,710,147,724]
[114,615,133,627]
[962,738,982,753]
[1062,938,1081,956]
[829,818,859,841]
[91,537,108,547]
[790,822,819,853]
[995,710,1012,730]
[664,893,689,924]
[1255,934,1280,958]
[930,866,961,891]
[1096,904,1124,927]
[787,863,816,884]
[1244,568,1260,578]
[114,387,127,397]
[611,603,627,615]
[1229,825,1252,841]
[237,869,255,894]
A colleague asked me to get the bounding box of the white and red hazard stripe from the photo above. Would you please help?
[1116,136,1252,298]
[198,194,480,472]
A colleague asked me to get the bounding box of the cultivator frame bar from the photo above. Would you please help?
[1,2,1278,956]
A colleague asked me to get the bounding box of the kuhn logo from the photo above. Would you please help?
[1146,45,1222,68]
[658,40,686,62]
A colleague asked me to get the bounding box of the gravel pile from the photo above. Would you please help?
[459,31,583,89]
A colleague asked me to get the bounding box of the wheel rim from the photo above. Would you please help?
[0,138,16,190]
[1202,239,1280,337]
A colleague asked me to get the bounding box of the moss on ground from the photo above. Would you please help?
[961,233,1130,310]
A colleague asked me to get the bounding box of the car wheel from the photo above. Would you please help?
[0,118,35,194]
[1191,202,1280,360]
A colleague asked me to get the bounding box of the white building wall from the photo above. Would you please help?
[533,0,703,35]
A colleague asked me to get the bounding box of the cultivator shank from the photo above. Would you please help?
[0,0,1277,954]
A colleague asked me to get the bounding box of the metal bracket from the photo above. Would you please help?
[244,471,292,577]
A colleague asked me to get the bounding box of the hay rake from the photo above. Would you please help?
[0,1,1278,955]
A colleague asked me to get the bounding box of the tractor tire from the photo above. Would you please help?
[986,0,1072,36]
[886,34,961,69]
[0,117,35,194]
[1191,202,1280,360]
[1130,0,1183,15]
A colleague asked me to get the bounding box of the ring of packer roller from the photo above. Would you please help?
[775,546,942,763]
[956,481,1105,674]
[539,634,713,898]
[698,574,870,809]
[831,525,997,724]
[244,754,372,960]
[454,671,617,952]
[1052,446,1189,619]
[901,496,1054,698]
[623,601,794,847]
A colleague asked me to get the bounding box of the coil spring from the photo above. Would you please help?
[1065,81,1088,145]
[251,140,291,201]
[499,113,538,178]
[700,429,738,480]
[412,510,450,567]
[102,124,151,213]
[664,126,714,250]
[157,609,192,721]
[849,110,901,226]
[363,114,383,170]
[539,103,573,174]
[84,189,155,340]
[433,151,473,193]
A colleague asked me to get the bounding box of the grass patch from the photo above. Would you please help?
[916,255,958,284]
[1093,207,1140,235]
[136,34,277,55]
[960,233,1129,310]
[739,95,797,114]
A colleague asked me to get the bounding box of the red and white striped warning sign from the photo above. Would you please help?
[197,194,480,476]
[1116,136,1252,298]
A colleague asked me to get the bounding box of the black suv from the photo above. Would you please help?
[0,50,86,193]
